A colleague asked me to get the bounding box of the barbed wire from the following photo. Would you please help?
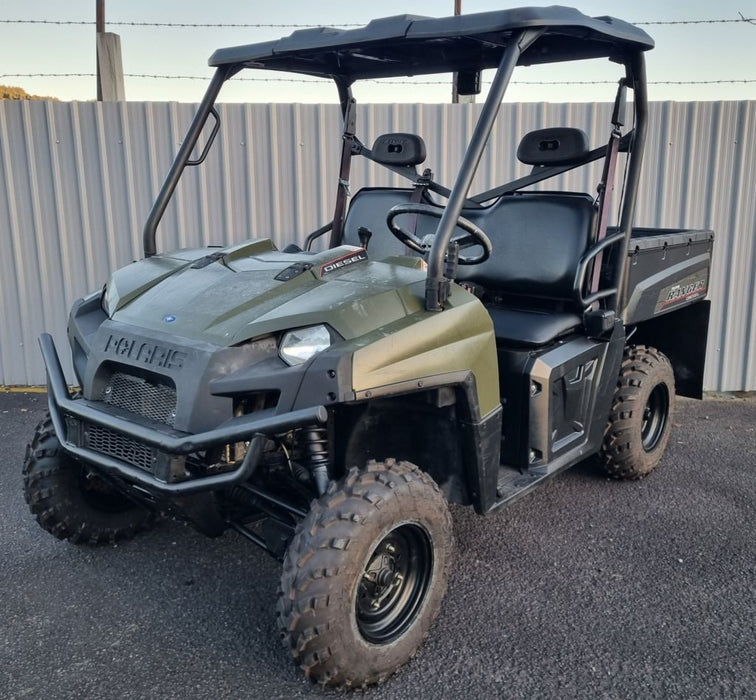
[3,72,756,86]
[638,15,755,25]
[1,16,755,28]
[2,13,753,91]
[0,19,361,28]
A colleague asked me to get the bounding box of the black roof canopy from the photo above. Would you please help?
[208,5,654,82]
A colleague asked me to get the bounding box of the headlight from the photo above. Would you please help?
[279,325,331,366]
[100,284,110,316]
[101,282,119,317]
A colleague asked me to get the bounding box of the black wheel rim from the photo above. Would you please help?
[642,383,669,452]
[355,523,433,644]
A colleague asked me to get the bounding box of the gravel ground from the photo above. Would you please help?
[1,392,754,699]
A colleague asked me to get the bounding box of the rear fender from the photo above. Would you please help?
[631,300,711,399]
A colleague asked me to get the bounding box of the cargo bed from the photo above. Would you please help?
[621,227,714,325]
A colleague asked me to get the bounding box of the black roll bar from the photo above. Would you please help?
[614,52,649,315]
[142,67,231,258]
[330,83,357,248]
[470,134,632,205]
[424,29,543,312]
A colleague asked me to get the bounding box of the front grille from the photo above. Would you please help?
[103,372,177,426]
[85,424,154,472]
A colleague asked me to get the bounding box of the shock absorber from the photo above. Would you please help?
[302,427,330,496]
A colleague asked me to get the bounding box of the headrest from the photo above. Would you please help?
[371,133,426,167]
[517,128,590,166]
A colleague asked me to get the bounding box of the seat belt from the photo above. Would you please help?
[590,80,627,294]
[354,138,482,208]
[590,132,621,293]
[330,98,357,248]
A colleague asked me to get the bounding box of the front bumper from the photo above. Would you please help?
[39,333,327,495]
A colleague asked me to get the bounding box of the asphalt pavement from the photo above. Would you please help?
[1,391,754,699]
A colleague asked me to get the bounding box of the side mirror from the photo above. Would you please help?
[456,70,481,96]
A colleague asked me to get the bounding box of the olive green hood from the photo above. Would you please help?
[103,239,428,346]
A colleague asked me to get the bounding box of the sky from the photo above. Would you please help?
[1,0,755,104]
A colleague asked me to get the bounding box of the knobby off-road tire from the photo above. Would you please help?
[602,345,675,479]
[277,459,454,689]
[23,414,155,545]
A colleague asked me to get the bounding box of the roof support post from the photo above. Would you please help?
[615,51,648,316]
[452,0,461,103]
[330,81,356,248]
[142,67,229,257]
[425,28,543,311]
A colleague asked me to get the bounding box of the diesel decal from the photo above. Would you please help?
[104,335,187,369]
[655,270,708,314]
[320,249,368,275]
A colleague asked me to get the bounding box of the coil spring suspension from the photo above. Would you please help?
[302,427,330,496]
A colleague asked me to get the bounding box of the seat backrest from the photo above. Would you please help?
[343,187,418,260]
[344,187,596,303]
[457,192,596,301]
[343,187,483,260]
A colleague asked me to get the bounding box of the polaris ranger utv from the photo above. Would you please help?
[24,6,714,688]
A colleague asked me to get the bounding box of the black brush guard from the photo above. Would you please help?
[39,333,327,495]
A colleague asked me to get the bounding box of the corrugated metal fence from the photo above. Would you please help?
[1,100,754,390]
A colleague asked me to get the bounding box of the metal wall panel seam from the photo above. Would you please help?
[290,104,302,240]
[45,101,76,309]
[118,101,142,259]
[143,103,162,255]
[21,101,54,384]
[728,102,756,389]
[682,102,706,225]
[679,103,700,225]
[247,104,262,245]
[189,103,203,248]
[250,105,268,241]
[167,104,188,250]
[713,103,740,390]
[710,103,742,389]
[309,103,326,248]
[268,104,283,241]
[217,104,235,246]
[70,102,98,290]
[35,103,74,385]
[690,102,723,390]
[91,104,116,273]
[0,104,27,384]
[194,103,212,250]
[0,119,9,379]
[666,102,687,228]
[739,102,756,389]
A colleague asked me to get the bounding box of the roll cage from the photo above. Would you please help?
[142,6,653,316]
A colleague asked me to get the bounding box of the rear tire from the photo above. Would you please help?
[277,459,453,688]
[23,414,155,545]
[601,345,675,479]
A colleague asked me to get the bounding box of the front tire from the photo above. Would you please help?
[601,345,675,479]
[277,459,453,688]
[23,415,155,545]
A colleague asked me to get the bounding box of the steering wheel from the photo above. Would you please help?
[386,203,492,265]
